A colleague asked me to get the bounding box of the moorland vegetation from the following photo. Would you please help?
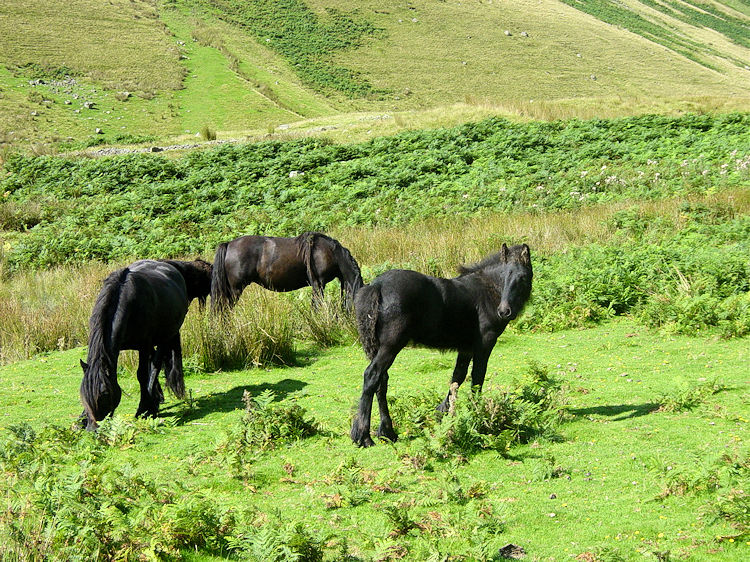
[1,0,749,559]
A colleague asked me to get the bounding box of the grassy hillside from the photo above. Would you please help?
[2,3,749,559]
[1,0,749,150]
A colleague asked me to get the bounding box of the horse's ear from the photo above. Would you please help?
[80,359,88,371]
[520,244,530,265]
[501,243,508,262]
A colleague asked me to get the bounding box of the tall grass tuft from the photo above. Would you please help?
[200,124,217,141]
[182,288,296,371]
[293,295,358,348]
[0,265,105,364]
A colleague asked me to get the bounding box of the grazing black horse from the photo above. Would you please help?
[79,258,212,430]
[351,244,533,447]
[210,232,364,312]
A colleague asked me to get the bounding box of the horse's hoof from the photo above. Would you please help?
[351,429,375,448]
[377,427,398,443]
[358,436,376,448]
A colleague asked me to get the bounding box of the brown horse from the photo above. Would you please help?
[210,232,364,312]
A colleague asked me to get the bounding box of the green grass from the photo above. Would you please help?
[162,6,333,135]
[558,0,750,71]
[0,0,184,92]
[185,0,384,98]
[327,0,750,110]
[1,318,748,559]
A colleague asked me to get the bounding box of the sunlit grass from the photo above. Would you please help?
[2,0,749,151]
[1,319,747,559]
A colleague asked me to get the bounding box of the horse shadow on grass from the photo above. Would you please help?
[162,378,309,425]
[567,402,660,421]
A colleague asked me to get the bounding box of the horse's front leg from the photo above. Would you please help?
[437,351,472,413]
[469,342,496,391]
[136,348,160,418]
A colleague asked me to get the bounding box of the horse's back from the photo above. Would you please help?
[115,260,189,347]
[369,269,478,349]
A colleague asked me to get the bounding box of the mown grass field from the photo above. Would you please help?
[1,318,748,560]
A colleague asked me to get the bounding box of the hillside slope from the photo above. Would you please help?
[0,0,749,149]
[329,0,750,108]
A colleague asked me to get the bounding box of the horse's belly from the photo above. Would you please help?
[119,310,185,349]
[257,265,309,292]
[411,330,474,352]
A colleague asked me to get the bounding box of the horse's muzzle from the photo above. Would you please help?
[497,303,514,320]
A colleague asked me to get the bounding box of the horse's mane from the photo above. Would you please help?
[328,238,364,292]
[296,232,318,284]
[458,244,528,276]
[160,258,212,305]
[87,267,129,385]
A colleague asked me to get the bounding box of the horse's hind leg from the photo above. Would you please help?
[375,372,397,442]
[437,351,472,413]
[351,346,400,447]
[149,348,165,406]
[162,334,186,399]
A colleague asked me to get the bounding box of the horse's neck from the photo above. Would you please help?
[464,271,503,305]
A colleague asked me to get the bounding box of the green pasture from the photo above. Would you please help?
[1,318,748,560]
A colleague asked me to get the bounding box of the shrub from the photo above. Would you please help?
[226,521,325,561]
[0,422,235,560]
[387,388,444,439]
[656,379,725,413]
[653,450,750,539]
[214,390,320,478]
[392,362,564,459]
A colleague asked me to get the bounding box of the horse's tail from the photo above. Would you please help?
[355,283,380,360]
[210,242,232,313]
[162,344,186,399]
[165,364,186,399]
